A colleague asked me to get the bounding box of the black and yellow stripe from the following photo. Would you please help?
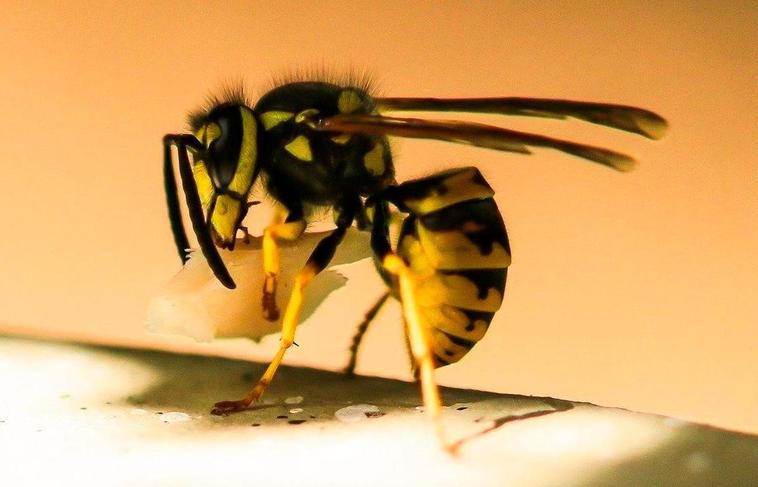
[387,167,510,367]
[189,105,259,248]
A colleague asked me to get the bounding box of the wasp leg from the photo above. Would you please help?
[238,225,252,244]
[212,202,357,415]
[384,255,450,452]
[368,199,452,452]
[261,208,306,321]
[343,291,390,377]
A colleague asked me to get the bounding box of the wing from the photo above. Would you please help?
[309,114,639,171]
[375,97,668,140]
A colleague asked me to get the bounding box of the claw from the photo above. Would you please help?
[212,379,269,416]
[211,399,252,416]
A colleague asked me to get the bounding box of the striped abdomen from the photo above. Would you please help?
[386,167,511,367]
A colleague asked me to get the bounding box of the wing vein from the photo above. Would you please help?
[311,114,636,171]
[375,97,668,140]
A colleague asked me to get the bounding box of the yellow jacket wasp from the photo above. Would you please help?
[163,80,666,450]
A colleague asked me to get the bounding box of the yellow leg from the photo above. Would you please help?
[261,213,306,321]
[213,219,351,415]
[212,264,317,415]
[383,255,451,453]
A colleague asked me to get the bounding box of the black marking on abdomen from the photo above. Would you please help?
[387,169,510,368]
[440,268,507,300]
[433,354,452,366]
[439,329,477,349]
[419,199,510,257]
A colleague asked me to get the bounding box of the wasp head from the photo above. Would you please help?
[190,103,259,249]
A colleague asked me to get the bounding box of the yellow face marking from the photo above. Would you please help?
[363,142,385,176]
[260,111,294,131]
[331,134,352,145]
[194,122,222,147]
[192,161,215,208]
[210,194,242,243]
[195,126,206,143]
[205,122,221,145]
[403,168,494,216]
[338,90,363,114]
[284,135,313,162]
[227,108,258,196]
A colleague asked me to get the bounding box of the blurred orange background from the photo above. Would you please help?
[1,1,755,434]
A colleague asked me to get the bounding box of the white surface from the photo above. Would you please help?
[1,337,756,486]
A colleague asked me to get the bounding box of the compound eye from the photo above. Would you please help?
[204,106,244,189]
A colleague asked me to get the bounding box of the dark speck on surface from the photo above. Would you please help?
[155,412,164,415]
[252,423,261,427]
[288,420,306,425]
[456,406,468,411]
[276,415,288,419]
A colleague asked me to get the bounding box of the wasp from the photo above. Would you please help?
[163,79,666,449]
